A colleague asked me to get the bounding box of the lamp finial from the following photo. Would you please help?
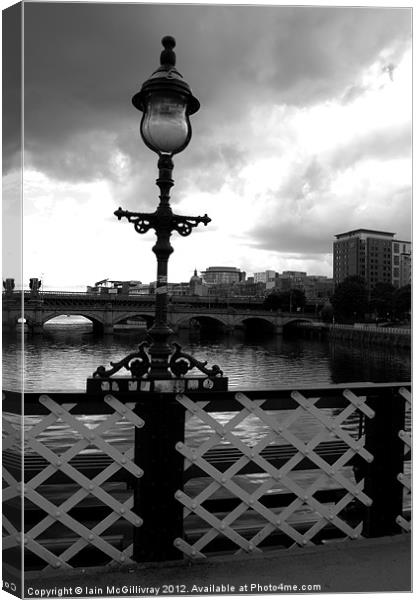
[161,36,176,67]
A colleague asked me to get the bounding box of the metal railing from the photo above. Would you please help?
[4,290,90,296]
[330,324,410,336]
[295,322,411,337]
[2,382,410,572]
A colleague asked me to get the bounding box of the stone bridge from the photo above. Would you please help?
[2,291,319,335]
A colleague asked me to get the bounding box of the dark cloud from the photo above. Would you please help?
[246,157,335,255]
[249,196,411,255]
[260,8,411,106]
[247,152,411,255]
[278,157,331,202]
[248,222,333,255]
[3,3,411,182]
[2,2,22,172]
[179,142,247,194]
[329,124,411,170]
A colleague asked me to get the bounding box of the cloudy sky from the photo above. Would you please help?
[2,1,412,290]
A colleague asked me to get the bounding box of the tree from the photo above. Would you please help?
[331,276,368,321]
[263,291,282,311]
[281,289,306,312]
[320,302,334,323]
[263,288,306,312]
[369,282,395,319]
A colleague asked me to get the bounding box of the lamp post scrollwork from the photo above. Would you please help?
[92,36,225,387]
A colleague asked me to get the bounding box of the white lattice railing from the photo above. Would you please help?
[3,394,144,571]
[396,386,411,532]
[173,388,405,559]
[2,383,411,569]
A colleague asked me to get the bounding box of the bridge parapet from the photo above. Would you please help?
[2,382,411,570]
[3,289,320,334]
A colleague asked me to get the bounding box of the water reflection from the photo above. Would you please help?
[2,321,410,392]
[3,319,410,452]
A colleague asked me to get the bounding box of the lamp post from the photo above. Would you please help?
[91,37,226,390]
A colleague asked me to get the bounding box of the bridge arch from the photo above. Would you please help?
[282,317,314,327]
[239,316,278,335]
[282,317,315,334]
[174,313,230,332]
[113,312,154,328]
[41,311,105,329]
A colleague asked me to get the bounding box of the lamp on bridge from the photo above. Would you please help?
[133,35,199,156]
[90,37,227,392]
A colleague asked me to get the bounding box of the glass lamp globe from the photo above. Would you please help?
[140,91,191,155]
[132,36,200,156]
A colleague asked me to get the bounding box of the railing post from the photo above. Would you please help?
[133,393,185,561]
[363,388,406,537]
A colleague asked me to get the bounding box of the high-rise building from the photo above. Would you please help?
[333,229,410,290]
[392,239,411,288]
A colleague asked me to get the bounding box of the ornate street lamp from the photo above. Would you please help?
[91,37,226,391]
[133,35,199,156]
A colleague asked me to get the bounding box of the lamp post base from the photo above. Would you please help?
[86,375,228,394]
[90,340,226,392]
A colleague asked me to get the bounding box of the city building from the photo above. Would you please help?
[149,281,191,296]
[234,281,266,297]
[275,271,307,292]
[87,279,145,294]
[333,229,411,290]
[392,239,412,288]
[262,271,333,305]
[203,281,264,298]
[254,270,277,289]
[201,266,245,285]
[189,269,208,296]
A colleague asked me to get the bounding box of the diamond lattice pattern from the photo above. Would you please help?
[3,394,144,571]
[396,387,411,532]
[174,390,375,558]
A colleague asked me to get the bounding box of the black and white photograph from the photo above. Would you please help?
[2,1,412,597]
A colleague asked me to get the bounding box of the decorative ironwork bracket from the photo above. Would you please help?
[114,207,156,234]
[93,341,151,378]
[93,341,223,380]
[114,207,211,238]
[171,214,211,237]
[169,343,223,378]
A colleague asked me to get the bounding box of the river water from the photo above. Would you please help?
[1,316,411,391]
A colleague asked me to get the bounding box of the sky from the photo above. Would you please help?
[2,1,412,290]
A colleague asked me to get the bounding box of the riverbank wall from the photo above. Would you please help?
[295,323,411,349]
